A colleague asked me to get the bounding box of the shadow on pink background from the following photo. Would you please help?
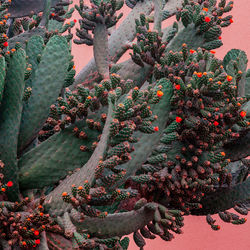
[70,0,250,249]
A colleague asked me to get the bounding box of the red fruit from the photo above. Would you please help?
[154,126,159,132]
[34,230,39,236]
[197,72,203,78]
[6,181,13,187]
[227,75,233,81]
[175,84,181,90]
[214,121,219,126]
[229,19,234,23]
[35,239,40,245]
[3,41,8,47]
[73,19,77,23]
[218,36,222,40]
[190,49,195,54]
[205,16,211,22]
[176,117,182,123]
[240,111,246,118]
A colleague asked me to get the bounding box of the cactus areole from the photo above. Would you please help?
[0,0,249,249]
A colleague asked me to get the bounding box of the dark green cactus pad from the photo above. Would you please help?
[223,132,250,162]
[18,122,100,190]
[0,48,26,201]
[223,49,242,69]
[25,35,44,88]
[223,49,248,97]
[18,35,70,153]
[192,177,250,215]
[8,28,46,50]
[0,56,6,104]
[45,103,114,213]
[71,203,157,238]
[8,0,67,18]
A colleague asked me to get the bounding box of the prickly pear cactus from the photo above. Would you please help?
[0,0,249,249]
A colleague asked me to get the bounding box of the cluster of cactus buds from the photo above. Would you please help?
[177,0,234,48]
[129,45,249,216]
[74,0,124,45]
[130,13,167,67]
[0,160,63,248]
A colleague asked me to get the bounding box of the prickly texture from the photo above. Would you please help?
[0,48,26,200]
[18,35,70,152]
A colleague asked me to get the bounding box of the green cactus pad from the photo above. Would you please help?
[18,35,70,153]
[18,122,101,190]
[25,35,44,88]
[0,56,6,104]
[192,177,250,215]
[0,48,26,200]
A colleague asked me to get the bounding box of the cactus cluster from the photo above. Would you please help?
[0,0,249,249]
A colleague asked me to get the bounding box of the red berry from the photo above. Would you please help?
[229,19,234,23]
[227,75,233,81]
[34,230,39,236]
[205,16,211,22]
[35,239,40,245]
[190,49,195,54]
[197,72,203,78]
[3,41,8,47]
[218,36,222,40]
[73,19,77,23]
[240,111,246,118]
[6,181,13,187]
[154,126,159,132]
[175,84,181,90]
[214,121,219,126]
[176,117,182,123]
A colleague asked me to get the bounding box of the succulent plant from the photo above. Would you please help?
[0,0,249,249]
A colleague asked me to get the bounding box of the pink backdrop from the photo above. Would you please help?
[70,0,250,249]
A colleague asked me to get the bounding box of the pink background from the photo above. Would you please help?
[70,1,250,249]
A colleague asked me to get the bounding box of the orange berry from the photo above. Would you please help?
[157,90,164,97]
[227,75,233,81]
[62,192,68,196]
